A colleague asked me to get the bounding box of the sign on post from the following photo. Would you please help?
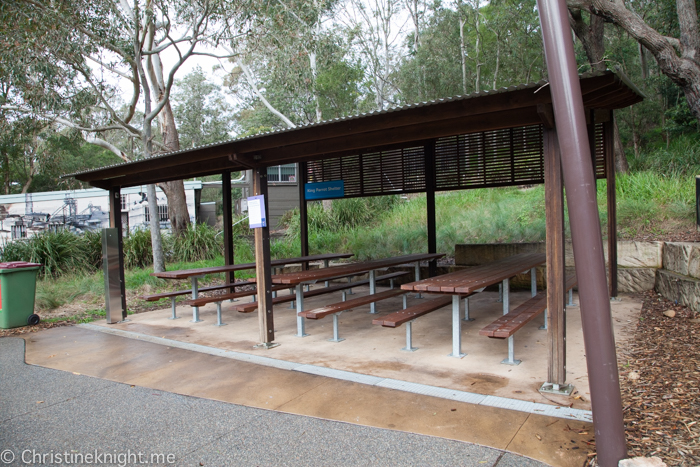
[305,180,345,200]
[248,195,267,228]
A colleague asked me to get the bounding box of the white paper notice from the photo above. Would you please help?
[248,197,263,228]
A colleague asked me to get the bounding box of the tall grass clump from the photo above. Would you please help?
[628,134,700,176]
[0,231,90,277]
[82,229,103,270]
[123,228,154,269]
[172,223,222,262]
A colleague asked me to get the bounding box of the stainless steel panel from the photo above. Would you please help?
[102,228,124,324]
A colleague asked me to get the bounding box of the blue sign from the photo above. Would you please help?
[305,181,345,200]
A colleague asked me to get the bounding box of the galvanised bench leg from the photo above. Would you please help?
[328,313,345,343]
[531,267,537,297]
[295,284,309,337]
[462,296,474,322]
[568,288,577,307]
[414,262,423,298]
[502,336,521,365]
[502,278,509,315]
[402,320,418,352]
[402,294,407,309]
[289,288,296,308]
[324,259,330,287]
[539,308,548,330]
[214,302,227,327]
[191,276,203,323]
[347,277,354,295]
[169,297,179,320]
[449,295,466,358]
[342,291,347,302]
[498,282,503,302]
[369,270,377,314]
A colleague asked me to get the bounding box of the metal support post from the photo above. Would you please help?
[462,296,474,322]
[449,295,466,358]
[324,259,330,287]
[403,294,407,309]
[402,320,418,351]
[369,270,377,313]
[568,289,577,307]
[328,313,345,343]
[215,302,227,327]
[190,276,202,323]
[498,282,503,302]
[295,284,308,337]
[540,309,549,330]
[169,297,179,320]
[502,336,522,365]
[347,276,354,295]
[531,267,537,297]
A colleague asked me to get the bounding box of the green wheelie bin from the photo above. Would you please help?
[0,261,42,329]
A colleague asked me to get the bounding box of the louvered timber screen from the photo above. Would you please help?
[304,123,607,199]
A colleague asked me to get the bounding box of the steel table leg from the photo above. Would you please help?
[449,295,466,358]
[191,276,203,323]
[402,320,418,352]
[169,297,179,320]
[369,270,377,313]
[295,284,308,337]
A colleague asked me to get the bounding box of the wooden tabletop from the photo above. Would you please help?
[151,253,354,280]
[262,253,445,285]
[401,253,545,294]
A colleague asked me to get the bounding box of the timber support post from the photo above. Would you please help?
[252,167,277,348]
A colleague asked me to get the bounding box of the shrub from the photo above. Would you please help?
[123,228,153,269]
[172,223,222,263]
[82,230,103,271]
[1,230,89,277]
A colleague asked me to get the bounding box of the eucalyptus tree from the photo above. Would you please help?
[567,0,700,125]
[172,66,234,148]
[1,0,248,271]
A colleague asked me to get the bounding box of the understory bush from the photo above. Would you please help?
[0,230,93,277]
[171,223,222,263]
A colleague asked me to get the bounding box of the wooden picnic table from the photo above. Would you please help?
[259,252,446,337]
[151,253,354,322]
[400,252,546,360]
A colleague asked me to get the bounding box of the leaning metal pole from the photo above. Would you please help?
[536,0,627,465]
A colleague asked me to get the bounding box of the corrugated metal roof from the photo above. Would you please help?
[64,70,642,181]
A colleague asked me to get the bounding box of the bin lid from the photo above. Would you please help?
[0,261,42,269]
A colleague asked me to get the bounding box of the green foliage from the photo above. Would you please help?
[171,223,222,263]
[0,230,90,277]
[82,230,103,271]
[628,134,700,175]
[123,228,154,270]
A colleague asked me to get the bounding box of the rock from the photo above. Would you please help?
[614,241,664,268]
[619,457,667,467]
[689,318,700,324]
[628,371,640,381]
[618,268,657,292]
[663,310,676,318]
[663,242,700,279]
[655,269,700,312]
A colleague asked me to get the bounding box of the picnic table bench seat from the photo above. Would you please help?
[236,271,409,313]
[141,281,254,302]
[479,275,577,338]
[140,281,255,320]
[371,294,461,352]
[299,288,409,342]
[479,275,577,364]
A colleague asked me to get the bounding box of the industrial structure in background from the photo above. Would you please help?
[0,181,203,242]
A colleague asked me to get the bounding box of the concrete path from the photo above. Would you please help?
[0,336,545,467]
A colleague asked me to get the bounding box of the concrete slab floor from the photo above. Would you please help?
[91,285,641,412]
[24,326,594,467]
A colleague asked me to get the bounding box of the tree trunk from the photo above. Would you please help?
[159,180,191,234]
[568,0,700,124]
[613,119,629,173]
[147,183,165,272]
[158,101,190,236]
